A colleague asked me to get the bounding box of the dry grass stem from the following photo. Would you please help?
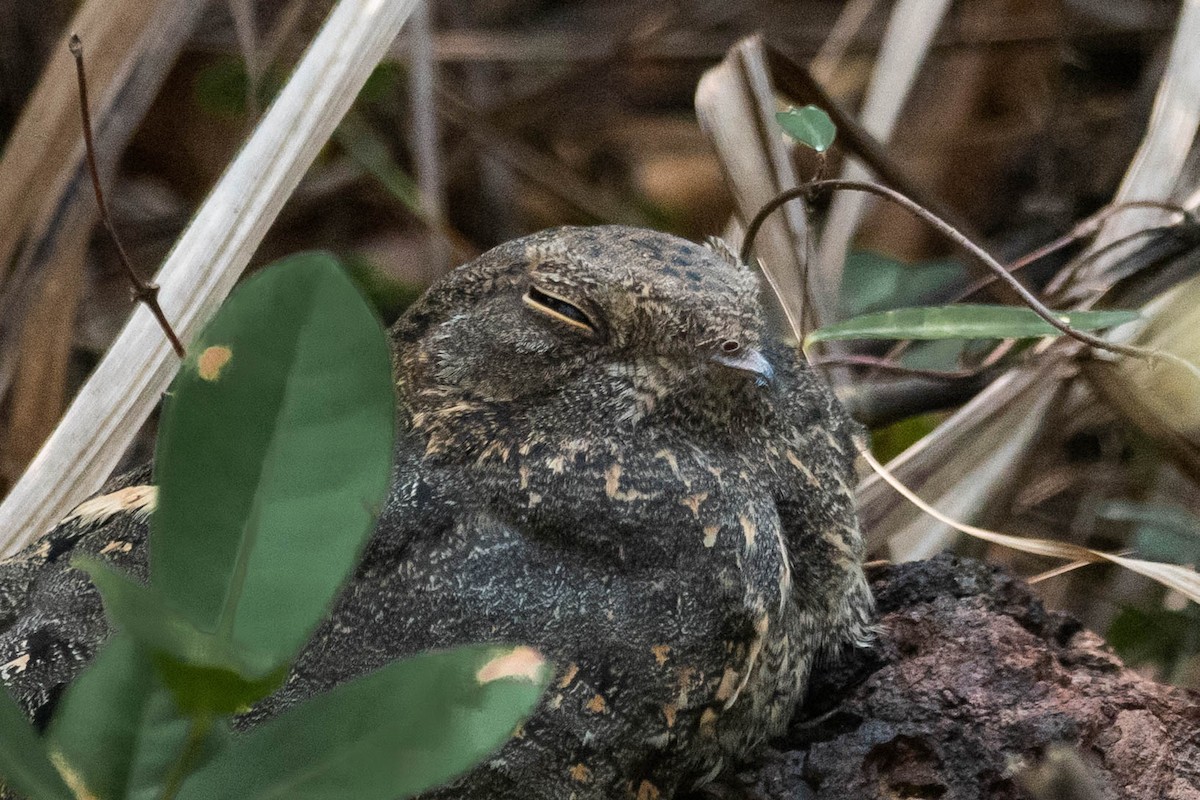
[0,0,420,557]
[860,446,1200,604]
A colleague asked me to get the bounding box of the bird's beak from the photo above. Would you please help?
[709,348,775,387]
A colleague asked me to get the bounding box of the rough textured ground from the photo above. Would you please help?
[724,554,1200,800]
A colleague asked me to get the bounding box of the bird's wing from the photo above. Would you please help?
[770,347,874,659]
[0,464,154,724]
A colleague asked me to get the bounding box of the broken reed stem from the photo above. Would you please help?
[958,200,1199,302]
[1015,200,1197,273]
[70,34,185,358]
[741,179,1152,362]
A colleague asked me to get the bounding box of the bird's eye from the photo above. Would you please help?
[523,285,596,334]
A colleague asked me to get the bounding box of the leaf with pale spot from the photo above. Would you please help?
[178,645,550,800]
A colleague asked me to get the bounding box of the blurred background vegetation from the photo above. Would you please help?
[1,0,1197,689]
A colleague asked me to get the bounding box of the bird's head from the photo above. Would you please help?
[394,226,778,445]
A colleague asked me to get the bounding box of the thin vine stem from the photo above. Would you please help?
[71,34,186,359]
[813,339,1016,380]
[741,179,1151,362]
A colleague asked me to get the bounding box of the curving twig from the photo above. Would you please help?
[0,0,420,558]
[814,339,1016,381]
[742,179,1154,362]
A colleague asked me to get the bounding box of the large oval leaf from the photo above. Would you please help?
[177,645,550,800]
[806,305,1140,344]
[151,252,395,663]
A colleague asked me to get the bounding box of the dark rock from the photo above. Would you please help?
[729,554,1200,800]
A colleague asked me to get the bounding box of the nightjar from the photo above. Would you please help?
[0,225,872,799]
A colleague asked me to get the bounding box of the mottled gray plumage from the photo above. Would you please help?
[0,225,871,799]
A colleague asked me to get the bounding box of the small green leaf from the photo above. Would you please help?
[178,645,551,800]
[45,635,231,800]
[153,657,288,717]
[76,558,285,713]
[336,112,422,213]
[76,558,272,674]
[152,252,395,664]
[840,251,965,317]
[805,305,1140,345]
[1108,606,1200,670]
[77,558,210,664]
[776,105,837,153]
[0,688,73,800]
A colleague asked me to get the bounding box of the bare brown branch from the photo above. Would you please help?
[70,34,185,359]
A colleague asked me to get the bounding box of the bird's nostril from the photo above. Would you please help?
[721,340,742,354]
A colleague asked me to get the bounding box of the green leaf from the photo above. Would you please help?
[336,111,422,214]
[152,252,395,664]
[776,105,836,153]
[805,305,1140,345]
[1096,500,1200,565]
[840,250,965,317]
[76,558,284,713]
[45,634,231,800]
[178,645,551,800]
[153,657,288,718]
[1108,606,1200,670]
[0,688,72,800]
[76,558,211,664]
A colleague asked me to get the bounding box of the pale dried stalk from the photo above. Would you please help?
[810,0,879,84]
[815,0,952,286]
[1088,0,1200,251]
[408,0,444,226]
[695,36,814,331]
[407,0,450,275]
[861,447,1200,604]
[859,0,1200,562]
[0,0,419,557]
[1051,0,1200,301]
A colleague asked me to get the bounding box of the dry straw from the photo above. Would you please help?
[0,0,419,557]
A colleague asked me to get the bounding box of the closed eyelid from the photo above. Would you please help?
[523,285,597,334]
